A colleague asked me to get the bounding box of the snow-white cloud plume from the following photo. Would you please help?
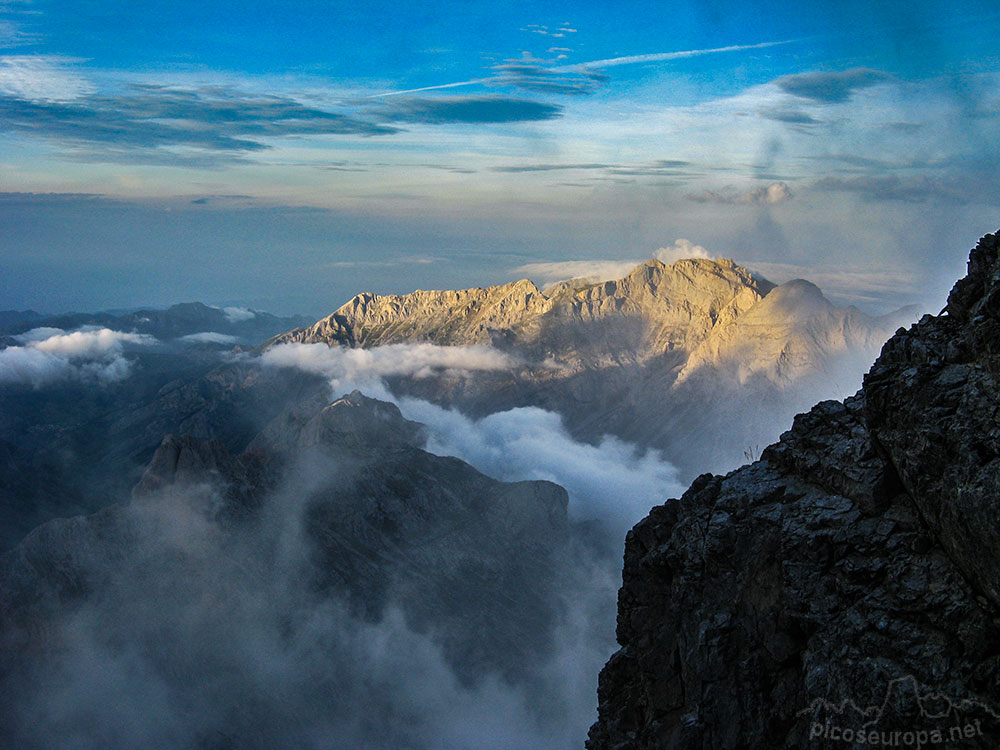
[653,238,713,264]
[0,327,156,386]
[396,398,682,533]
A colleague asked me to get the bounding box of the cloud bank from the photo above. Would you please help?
[0,327,156,386]
[262,341,683,532]
[260,342,519,392]
[179,332,240,345]
[775,68,890,103]
[397,398,683,533]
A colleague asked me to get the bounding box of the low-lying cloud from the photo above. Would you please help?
[0,327,156,386]
[261,342,519,392]
[179,332,240,345]
[373,95,563,124]
[515,259,641,286]
[397,398,683,534]
[221,306,256,323]
[262,341,683,532]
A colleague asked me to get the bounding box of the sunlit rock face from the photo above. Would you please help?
[270,256,916,478]
[586,232,1000,749]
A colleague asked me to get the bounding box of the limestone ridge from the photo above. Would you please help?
[267,257,915,478]
[586,232,1000,749]
[268,258,773,358]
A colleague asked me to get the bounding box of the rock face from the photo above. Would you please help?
[587,233,1000,748]
[269,258,915,479]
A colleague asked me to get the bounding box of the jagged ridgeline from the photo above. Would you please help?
[587,232,1000,749]
[268,256,916,479]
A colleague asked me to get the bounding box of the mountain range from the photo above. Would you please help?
[270,256,916,477]
[0,251,935,748]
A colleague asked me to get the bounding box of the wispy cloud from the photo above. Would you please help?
[370,39,795,98]
[687,181,793,205]
[569,39,793,70]
[0,83,401,165]
[742,261,921,308]
[520,23,577,39]
[485,61,607,96]
[0,55,94,101]
[511,239,714,286]
[370,95,562,124]
[261,342,519,392]
[513,259,642,286]
[811,174,982,204]
[758,106,820,125]
[490,159,692,175]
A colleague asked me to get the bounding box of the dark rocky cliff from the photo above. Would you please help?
[587,233,1000,749]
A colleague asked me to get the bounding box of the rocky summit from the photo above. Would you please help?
[587,232,1000,749]
[269,257,916,479]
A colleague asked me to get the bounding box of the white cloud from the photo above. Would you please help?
[570,39,791,70]
[29,328,154,357]
[260,342,519,392]
[396,398,683,533]
[222,306,256,323]
[512,259,641,286]
[0,55,94,101]
[261,341,682,532]
[13,326,66,343]
[180,332,240,345]
[654,238,713,264]
[511,239,715,287]
[1,327,156,386]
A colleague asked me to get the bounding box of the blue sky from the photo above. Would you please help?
[2,0,1000,315]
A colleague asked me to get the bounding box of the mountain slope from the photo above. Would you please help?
[586,232,1000,748]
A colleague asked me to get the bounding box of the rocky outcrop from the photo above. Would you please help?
[587,233,1000,749]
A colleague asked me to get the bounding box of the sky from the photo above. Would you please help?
[2,0,999,316]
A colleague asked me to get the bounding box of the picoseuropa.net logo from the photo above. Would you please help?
[799,675,999,748]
